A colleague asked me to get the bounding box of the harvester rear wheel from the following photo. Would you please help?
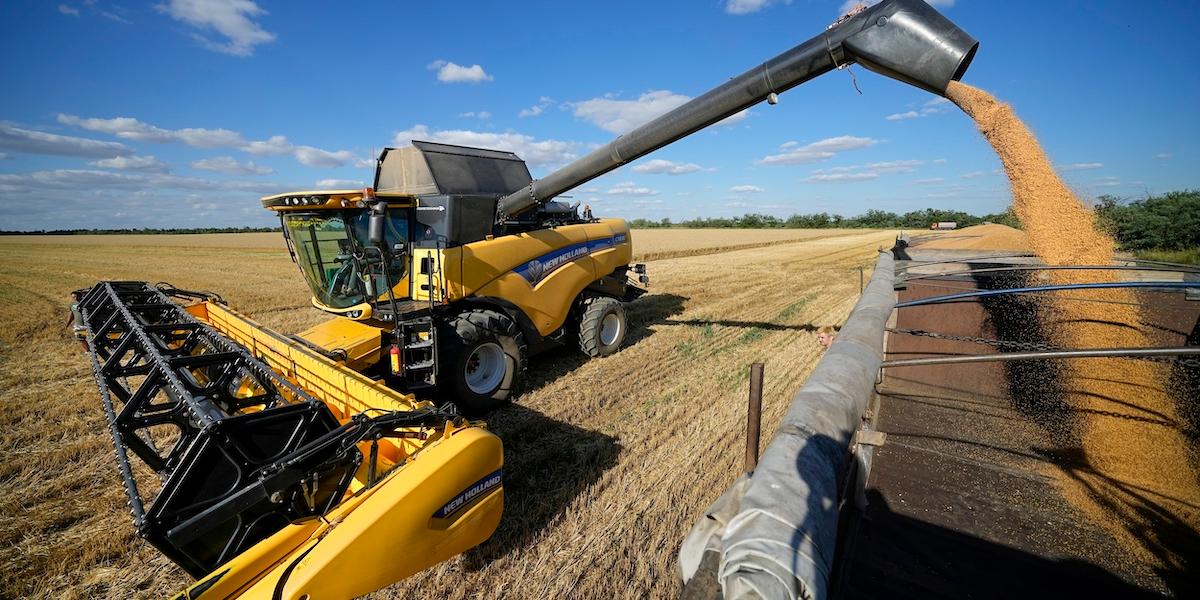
[443,309,526,414]
[578,297,627,357]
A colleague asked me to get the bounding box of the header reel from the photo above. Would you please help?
[74,282,453,577]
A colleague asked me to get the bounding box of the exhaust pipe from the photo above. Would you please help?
[497,0,977,221]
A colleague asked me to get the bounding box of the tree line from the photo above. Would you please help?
[0,226,282,235]
[629,207,1021,230]
[1093,190,1199,251]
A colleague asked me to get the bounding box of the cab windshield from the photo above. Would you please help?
[282,211,409,309]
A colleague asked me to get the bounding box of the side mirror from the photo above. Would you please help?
[368,201,387,245]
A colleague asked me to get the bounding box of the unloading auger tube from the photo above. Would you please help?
[497,0,977,221]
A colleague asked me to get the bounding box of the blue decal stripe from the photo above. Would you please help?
[433,469,503,519]
[514,234,624,286]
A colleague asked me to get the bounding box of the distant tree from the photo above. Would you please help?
[1095,190,1200,250]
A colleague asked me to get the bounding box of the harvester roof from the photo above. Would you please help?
[374,140,532,197]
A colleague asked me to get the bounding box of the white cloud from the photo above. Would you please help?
[0,153,9,160]
[518,96,555,118]
[191,155,273,175]
[0,122,132,158]
[58,114,174,142]
[242,135,293,155]
[175,127,246,147]
[867,160,922,173]
[1058,162,1103,171]
[759,135,878,165]
[911,177,944,185]
[573,91,688,135]
[885,97,952,122]
[97,8,131,24]
[961,171,986,179]
[803,159,923,183]
[932,158,947,164]
[458,111,492,119]
[59,5,80,16]
[316,178,365,189]
[90,155,169,172]
[157,0,276,57]
[632,159,711,175]
[779,141,799,149]
[57,115,357,167]
[1154,153,1172,160]
[805,172,878,183]
[726,0,791,15]
[57,114,245,147]
[394,124,578,168]
[606,181,659,197]
[428,60,493,84]
[572,90,747,135]
[1093,176,1122,188]
[293,146,356,168]
[730,185,764,193]
[0,169,284,195]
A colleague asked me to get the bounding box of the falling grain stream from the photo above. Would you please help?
[947,81,1200,578]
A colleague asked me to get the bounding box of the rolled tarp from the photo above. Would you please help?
[680,250,896,599]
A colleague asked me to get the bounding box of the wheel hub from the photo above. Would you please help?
[600,312,622,346]
[464,342,506,394]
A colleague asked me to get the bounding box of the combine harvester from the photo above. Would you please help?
[72,1,979,597]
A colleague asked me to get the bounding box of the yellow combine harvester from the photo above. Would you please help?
[71,0,975,596]
[262,141,647,415]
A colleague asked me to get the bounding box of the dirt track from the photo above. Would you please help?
[0,228,897,598]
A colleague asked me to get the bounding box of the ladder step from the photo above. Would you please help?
[405,339,433,349]
[406,359,435,370]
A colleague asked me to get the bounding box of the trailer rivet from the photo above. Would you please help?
[877,16,888,26]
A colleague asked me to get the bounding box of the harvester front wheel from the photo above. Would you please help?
[444,309,526,414]
[578,297,627,357]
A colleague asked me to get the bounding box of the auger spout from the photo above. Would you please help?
[496,0,977,221]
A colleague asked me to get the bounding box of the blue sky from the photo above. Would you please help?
[1,0,1196,230]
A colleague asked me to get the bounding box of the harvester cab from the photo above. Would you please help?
[70,1,976,597]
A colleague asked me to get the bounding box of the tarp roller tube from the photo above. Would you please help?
[680,250,896,599]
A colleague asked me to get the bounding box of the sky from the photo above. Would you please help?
[1,0,1197,230]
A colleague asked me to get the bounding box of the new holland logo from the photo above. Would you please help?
[526,258,544,282]
[433,469,502,519]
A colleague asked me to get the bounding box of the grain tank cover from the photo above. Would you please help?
[374,141,533,196]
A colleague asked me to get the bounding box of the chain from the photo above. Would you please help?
[887,327,1200,368]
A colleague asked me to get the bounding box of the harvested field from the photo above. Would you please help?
[0,228,898,599]
[627,228,878,261]
[915,223,1031,252]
